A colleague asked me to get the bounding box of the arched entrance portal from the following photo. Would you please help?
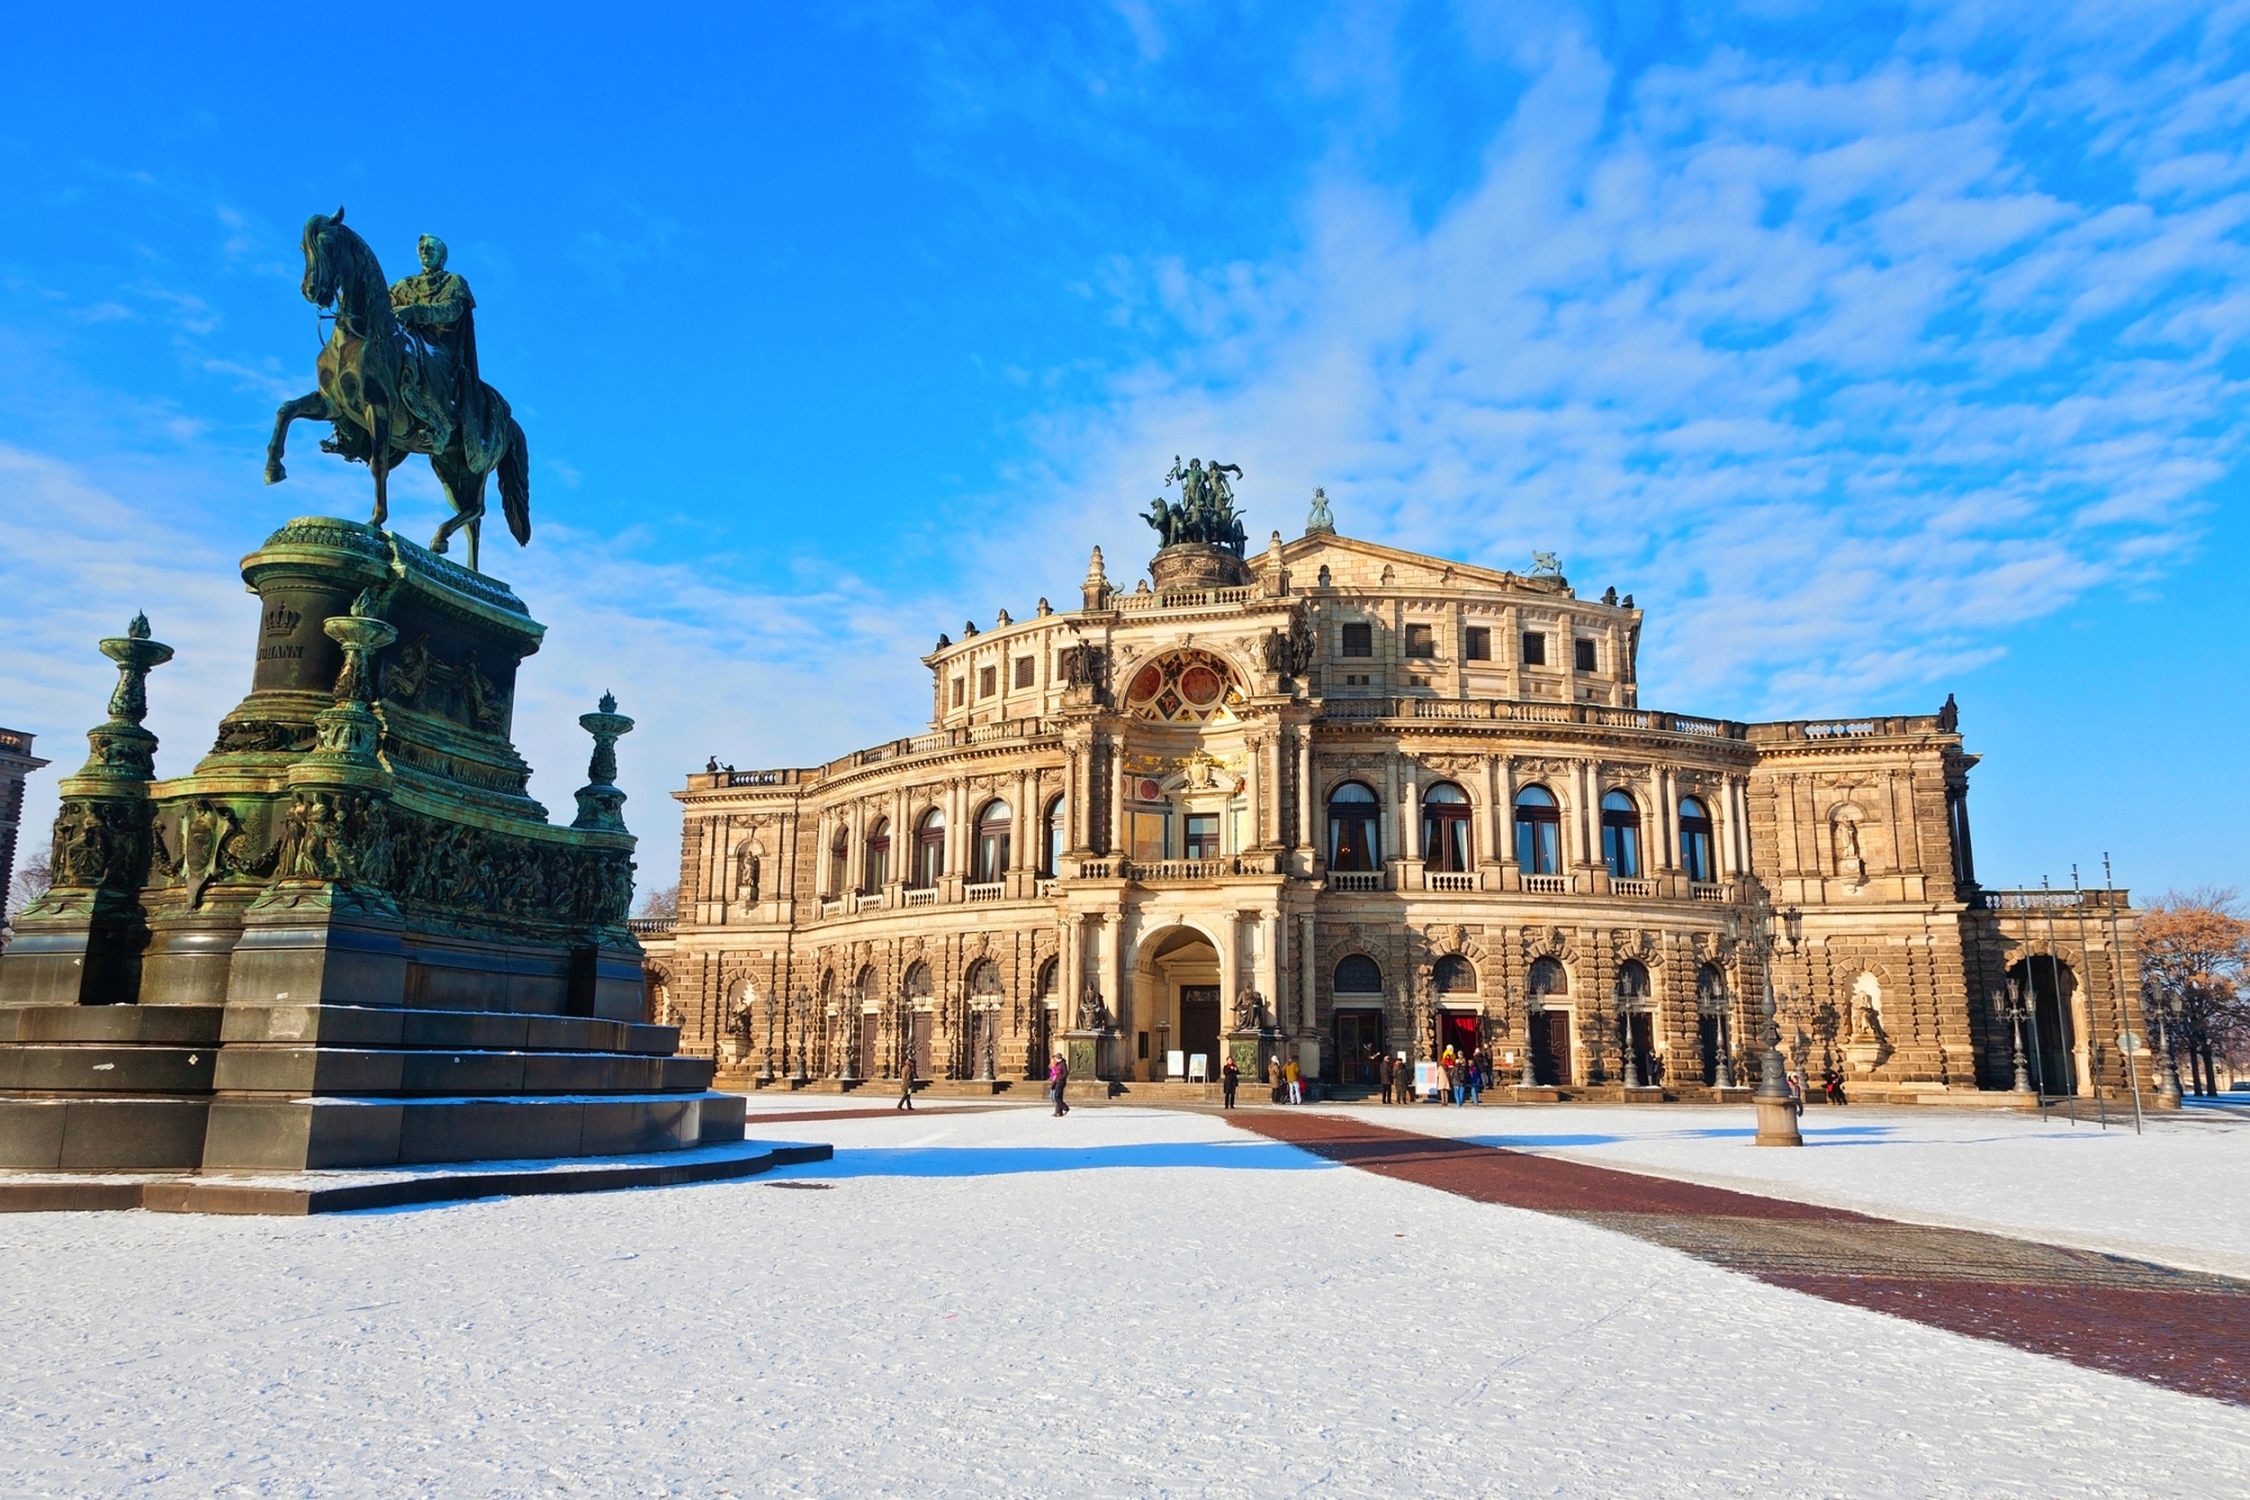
[2008,955,2079,1096]
[1134,925,1222,1082]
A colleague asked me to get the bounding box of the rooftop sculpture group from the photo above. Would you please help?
[1145,456,1249,557]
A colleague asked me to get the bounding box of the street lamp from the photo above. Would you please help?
[790,992,810,1083]
[1617,983,1643,1091]
[1752,895,1803,1146]
[838,986,860,1083]
[1993,981,2034,1095]
[760,989,777,1083]
[2152,986,2185,1106]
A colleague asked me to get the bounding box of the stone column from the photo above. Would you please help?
[1258,909,1281,1026]
[1106,735,1126,859]
[1403,775,1421,861]
[1298,732,1315,859]
[1217,912,1238,1024]
[1299,913,1317,1033]
[1011,770,1031,873]
[1495,756,1516,872]
[1246,734,1265,853]
[1718,777,1740,879]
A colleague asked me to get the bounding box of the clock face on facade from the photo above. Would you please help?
[1124,649,1244,724]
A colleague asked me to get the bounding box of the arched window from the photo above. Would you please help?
[854,964,879,1004]
[967,958,1003,999]
[1695,962,1726,1009]
[1600,789,1642,879]
[1615,959,1651,1002]
[1433,954,1479,995]
[1421,783,1472,872]
[1528,956,1569,996]
[1334,953,1384,995]
[1035,956,1058,1004]
[1514,785,1561,875]
[863,818,890,892]
[828,826,849,896]
[902,960,933,999]
[973,800,1011,884]
[1679,797,1714,884]
[912,809,945,889]
[1328,782,1381,872]
[1041,795,1065,878]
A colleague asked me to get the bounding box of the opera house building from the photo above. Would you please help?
[639,488,2144,1103]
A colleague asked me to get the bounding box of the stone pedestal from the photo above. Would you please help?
[1064,1029,1116,1084]
[1753,1094,1804,1147]
[0,518,743,1173]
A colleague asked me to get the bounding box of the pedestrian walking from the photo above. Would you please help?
[1448,1051,1464,1107]
[896,1049,916,1111]
[1785,1069,1806,1119]
[1285,1055,1303,1105]
[1221,1054,1239,1110]
[1050,1051,1071,1116]
[1824,1065,1848,1106]
[1466,1053,1483,1106]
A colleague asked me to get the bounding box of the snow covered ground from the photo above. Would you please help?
[1308,1099,2250,1278]
[3,1100,2244,1497]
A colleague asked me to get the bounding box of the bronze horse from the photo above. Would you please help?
[265,208,530,572]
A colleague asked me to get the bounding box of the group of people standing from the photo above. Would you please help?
[1369,1045,1495,1105]
[1216,1053,1301,1109]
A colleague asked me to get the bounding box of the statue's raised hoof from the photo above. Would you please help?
[264,463,285,485]
[429,533,449,555]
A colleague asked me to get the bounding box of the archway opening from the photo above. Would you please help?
[1137,925,1221,1082]
[2008,955,2078,1096]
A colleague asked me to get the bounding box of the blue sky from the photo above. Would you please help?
[2,1,2245,903]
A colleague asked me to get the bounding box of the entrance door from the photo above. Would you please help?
[1441,1013,1480,1060]
[1335,1011,1385,1084]
[1628,1012,1657,1085]
[860,1012,879,1077]
[911,1011,933,1079]
[1179,985,1221,1080]
[1697,1014,1720,1085]
[1530,1010,1572,1086]
[2028,960,2077,1096]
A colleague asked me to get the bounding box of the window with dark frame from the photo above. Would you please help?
[1521,632,1547,666]
[1465,626,1491,661]
[1184,813,1221,861]
[1574,637,1598,672]
[1404,623,1436,659]
[950,677,965,707]
[1340,622,1373,657]
[978,665,997,698]
[1014,656,1035,689]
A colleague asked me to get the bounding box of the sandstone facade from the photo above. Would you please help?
[644,518,2146,1103]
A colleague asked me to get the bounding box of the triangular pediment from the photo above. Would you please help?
[1273,532,1568,598]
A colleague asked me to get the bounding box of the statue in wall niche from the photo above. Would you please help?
[739,846,762,904]
[1077,985,1110,1032]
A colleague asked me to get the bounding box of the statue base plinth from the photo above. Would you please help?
[0,517,739,1176]
[1149,543,1251,591]
[1064,1029,1116,1083]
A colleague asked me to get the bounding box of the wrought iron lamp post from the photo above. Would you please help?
[759,990,777,1083]
[1994,981,2034,1095]
[2152,986,2185,1106]
[839,986,860,1083]
[1618,987,1643,1091]
[1752,900,1804,1146]
[790,992,810,1084]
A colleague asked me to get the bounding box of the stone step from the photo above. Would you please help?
[0,1045,216,1094]
[212,1046,714,1096]
[201,1090,746,1171]
[0,1005,225,1045]
[0,1097,211,1170]
[219,1002,681,1055]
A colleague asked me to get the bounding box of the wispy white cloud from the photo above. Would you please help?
[979,6,2250,716]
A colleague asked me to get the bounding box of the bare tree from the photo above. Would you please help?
[638,882,680,921]
[2142,888,2248,1097]
[6,853,50,920]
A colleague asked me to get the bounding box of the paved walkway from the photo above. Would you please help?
[1238,1109,2250,1406]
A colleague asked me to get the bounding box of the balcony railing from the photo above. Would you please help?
[819,898,845,919]
[1113,584,1260,613]
[1972,888,2131,912]
[856,892,886,912]
[1316,697,1747,737]
[1425,871,1478,892]
[626,916,676,935]
[1522,874,1571,895]
[965,881,1006,902]
[904,887,938,907]
[1689,881,1731,903]
[1608,877,1657,899]
[1329,871,1386,893]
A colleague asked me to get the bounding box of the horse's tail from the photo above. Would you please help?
[500,414,531,546]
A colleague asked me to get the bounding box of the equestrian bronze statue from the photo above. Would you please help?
[266,208,530,572]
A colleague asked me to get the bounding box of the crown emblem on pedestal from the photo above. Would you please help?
[263,603,303,636]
